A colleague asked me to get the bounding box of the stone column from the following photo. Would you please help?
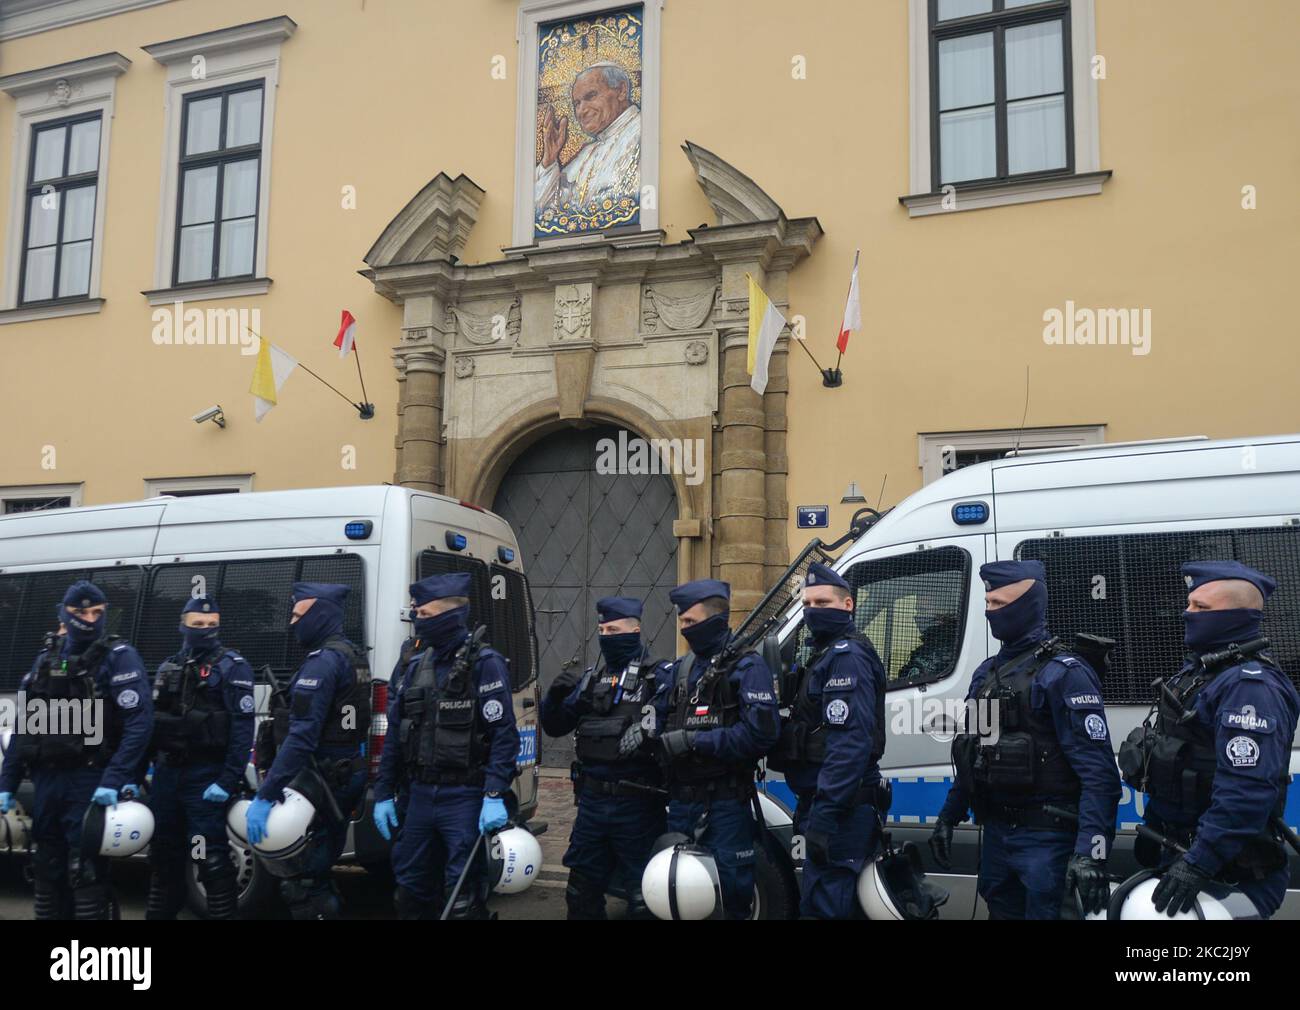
[716,325,768,622]
[764,335,791,590]
[396,347,445,491]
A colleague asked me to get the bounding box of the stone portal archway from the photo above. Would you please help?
[362,143,821,623]
[491,423,678,765]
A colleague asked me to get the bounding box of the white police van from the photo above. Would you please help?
[753,434,1300,919]
[0,485,541,917]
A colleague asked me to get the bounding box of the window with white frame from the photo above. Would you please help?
[144,475,253,498]
[0,52,127,323]
[903,0,1105,216]
[142,16,294,305]
[0,483,83,513]
[20,112,102,303]
[931,0,1073,187]
[917,425,1104,484]
[173,81,264,285]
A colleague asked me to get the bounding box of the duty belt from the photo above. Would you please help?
[977,799,1077,832]
[669,775,755,804]
[573,772,662,800]
[414,766,486,788]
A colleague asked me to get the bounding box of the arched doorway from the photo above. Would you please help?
[492,424,679,766]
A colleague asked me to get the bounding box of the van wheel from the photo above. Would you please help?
[752,848,798,920]
[186,842,274,919]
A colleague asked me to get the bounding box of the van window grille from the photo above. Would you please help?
[1016,527,1300,703]
[792,546,971,691]
[0,556,365,692]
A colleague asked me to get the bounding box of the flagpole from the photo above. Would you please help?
[247,327,370,417]
[833,249,860,375]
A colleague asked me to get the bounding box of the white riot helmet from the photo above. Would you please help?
[642,834,723,921]
[489,826,543,894]
[0,727,10,757]
[226,788,316,859]
[1105,869,1261,921]
[857,841,950,920]
[82,799,154,858]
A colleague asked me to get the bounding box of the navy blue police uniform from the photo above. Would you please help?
[539,595,672,919]
[654,579,780,920]
[935,560,1121,920]
[0,581,154,919]
[1125,562,1300,919]
[375,573,519,919]
[145,595,254,920]
[253,583,369,920]
[767,563,888,919]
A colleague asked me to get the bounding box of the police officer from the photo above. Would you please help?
[540,596,671,919]
[245,583,369,920]
[767,564,887,919]
[145,595,255,920]
[928,561,1120,919]
[655,579,780,920]
[1126,561,1299,919]
[372,574,519,920]
[0,581,153,919]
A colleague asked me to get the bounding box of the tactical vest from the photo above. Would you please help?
[263,637,372,764]
[573,656,658,766]
[767,632,885,773]
[15,636,122,768]
[1117,643,1291,881]
[664,650,744,785]
[1119,644,1289,817]
[398,632,489,787]
[150,649,233,763]
[951,640,1081,807]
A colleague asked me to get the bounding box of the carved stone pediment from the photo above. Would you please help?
[682,141,783,225]
[364,173,484,267]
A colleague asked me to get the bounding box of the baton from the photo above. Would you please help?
[439,831,487,921]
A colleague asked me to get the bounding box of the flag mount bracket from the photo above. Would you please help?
[357,402,375,420]
[820,368,843,389]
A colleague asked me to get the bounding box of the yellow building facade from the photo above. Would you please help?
[1,0,1297,645]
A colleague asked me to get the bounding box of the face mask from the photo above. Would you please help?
[985,582,1047,644]
[65,610,104,649]
[804,606,853,643]
[1183,608,1262,654]
[180,623,220,655]
[291,601,342,650]
[598,631,642,670]
[414,605,469,653]
[681,612,731,657]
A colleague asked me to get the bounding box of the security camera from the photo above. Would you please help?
[192,405,226,428]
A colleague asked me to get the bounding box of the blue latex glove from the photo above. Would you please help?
[374,799,398,841]
[92,787,118,806]
[121,784,140,800]
[246,797,273,845]
[0,792,13,813]
[203,783,230,804]
[478,796,508,834]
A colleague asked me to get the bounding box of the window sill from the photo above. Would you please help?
[142,277,272,306]
[0,297,104,324]
[899,170,1112,218]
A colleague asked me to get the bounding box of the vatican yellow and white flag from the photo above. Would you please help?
[249,337,299,421]
[747,274,786,395]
